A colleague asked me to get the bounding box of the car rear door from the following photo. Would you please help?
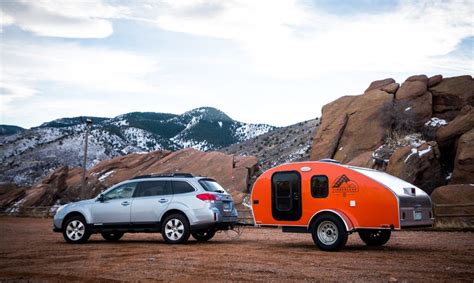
[131,180,172,224]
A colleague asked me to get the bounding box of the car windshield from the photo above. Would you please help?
[199,179,228,194]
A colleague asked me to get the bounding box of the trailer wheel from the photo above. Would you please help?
[311,214,348,251]
[358,229,391,246]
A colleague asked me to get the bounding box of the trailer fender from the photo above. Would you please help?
[308,209,355,232]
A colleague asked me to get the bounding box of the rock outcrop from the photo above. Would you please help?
[430,75,474,121]
[310,74,473,195]
[451,129,474,184]
[431,184,474,228]
[0,149,258,210]
[386,142,444,194]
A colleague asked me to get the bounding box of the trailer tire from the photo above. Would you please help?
[311,214,348,251]
[358,229,391,246]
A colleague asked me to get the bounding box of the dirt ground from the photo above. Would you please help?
[0,217,473,282]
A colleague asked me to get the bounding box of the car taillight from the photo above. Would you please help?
[196,193,217,202]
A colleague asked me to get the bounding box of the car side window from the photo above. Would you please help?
[311,175,329,198]
[134,181,171,197]
[172,181,195,194]
[104,182,137,200]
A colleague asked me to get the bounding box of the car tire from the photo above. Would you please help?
[62,215,91,244]
[358,229,391,246]
[192,229,216,242]
[101,231,124,242]
[311,214,348,251]
[161,214,190,244]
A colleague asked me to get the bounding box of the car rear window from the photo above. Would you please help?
[199,179,228,194]
[172,181,196,194]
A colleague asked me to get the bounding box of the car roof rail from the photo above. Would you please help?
[130,173,194,180]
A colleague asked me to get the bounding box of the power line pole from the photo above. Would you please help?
[81,118,92,200]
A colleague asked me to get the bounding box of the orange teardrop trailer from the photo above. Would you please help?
[251,160,434,251]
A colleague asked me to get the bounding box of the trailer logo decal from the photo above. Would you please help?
[332,175,359,194]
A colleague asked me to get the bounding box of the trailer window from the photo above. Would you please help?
[311,175,328,198]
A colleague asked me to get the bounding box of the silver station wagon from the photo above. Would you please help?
[53,173,238,244]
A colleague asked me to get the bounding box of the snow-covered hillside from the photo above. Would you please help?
[0,107,275,185]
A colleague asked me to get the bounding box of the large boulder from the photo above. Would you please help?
[364,78,396,93]
[428,74,443,87]
[386,142,445,194]
[396,80,427,100]
[436,105,474,146]
[431,184,474,228]
[394,76,432,130]
[451,129,474,184]
[333,90,393,163]
[310,96,357,160]
[430,75,474,121]
[406,74,429,85]
[311,90,393,163]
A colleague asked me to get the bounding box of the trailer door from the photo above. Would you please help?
[271,171,302,221]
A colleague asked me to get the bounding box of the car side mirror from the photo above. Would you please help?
[98,194,105,202]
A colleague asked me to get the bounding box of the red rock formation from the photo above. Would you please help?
[451,129,474,184]
[310,74,473,195]
[386,142,445,194]
[430,75,474,121]
[1,149,258,209]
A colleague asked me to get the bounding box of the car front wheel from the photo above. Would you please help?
[161,214,190,244]
[62,215,91,244]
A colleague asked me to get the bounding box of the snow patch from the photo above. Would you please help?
[218,121,223,128]
[99,170,115,182]
[425,117,448,127]
[404,107,412,112]
[404,146,432,163]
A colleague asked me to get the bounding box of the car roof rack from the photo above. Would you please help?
[131,173,194,180]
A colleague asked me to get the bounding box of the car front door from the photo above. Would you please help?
[91,182,137,225]
[131,180,172,225]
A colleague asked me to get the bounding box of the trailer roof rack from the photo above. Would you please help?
[131,173,194,180]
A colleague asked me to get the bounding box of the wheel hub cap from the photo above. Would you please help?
[165,219,184,241]
[317,221,338,245]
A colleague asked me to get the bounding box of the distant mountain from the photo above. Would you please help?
[0,107,275,185]
[221,118,320,172]
[0,125,25,136]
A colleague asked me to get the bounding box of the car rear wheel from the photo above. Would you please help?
[62,215,91,244]
[162,214,190,244]
[358,229,391,246]
[192,229,216,242]
[311,214,348,251]
[101,231,124,242]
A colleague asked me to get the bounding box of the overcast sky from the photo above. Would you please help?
[1,0,473,128]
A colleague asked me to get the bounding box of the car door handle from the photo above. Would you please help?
[158,199,168,203]
[121,201,130,206]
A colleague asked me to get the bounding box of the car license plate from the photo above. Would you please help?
[414,211,422,221]
[223,202,232,211]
